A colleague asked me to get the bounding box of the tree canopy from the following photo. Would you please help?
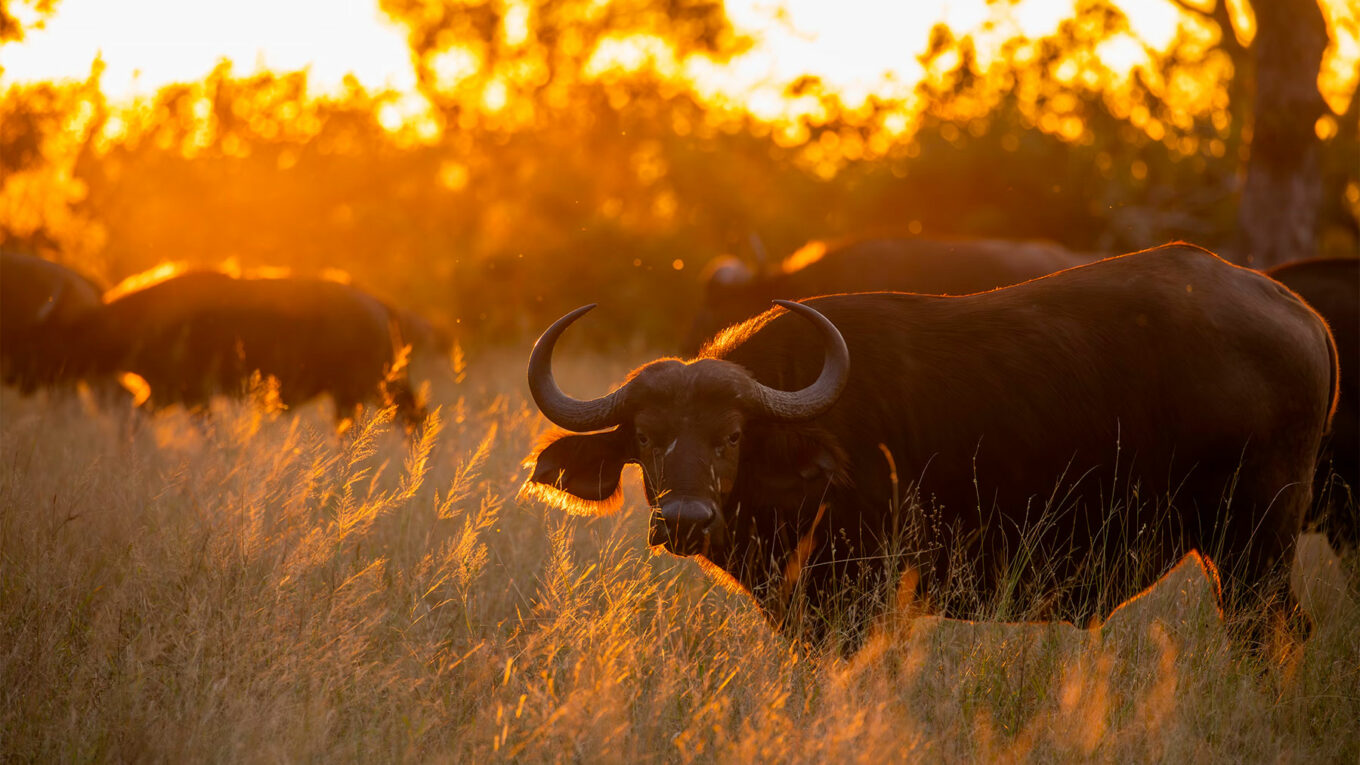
[1,0,1355,346]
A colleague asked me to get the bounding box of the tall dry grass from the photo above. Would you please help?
[2,354,1357,762]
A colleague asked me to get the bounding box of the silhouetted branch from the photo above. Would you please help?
[1163,0,1247,56]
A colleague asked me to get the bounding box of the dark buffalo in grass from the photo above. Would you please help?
[49,268,424,428]
[1,251,106,393]
[526,244,1337,651]
[1268,257,1357,550]
[685,236,1097,354]
[389,303,453,360]
[380,299,454,385]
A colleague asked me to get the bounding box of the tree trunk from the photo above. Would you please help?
[1233,0,1329,268]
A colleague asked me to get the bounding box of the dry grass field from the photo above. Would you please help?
[2,353,1357,763]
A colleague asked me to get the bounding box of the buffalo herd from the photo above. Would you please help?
[1,253,431,428]
[4,238,1356,651]
[684,236,1097,354]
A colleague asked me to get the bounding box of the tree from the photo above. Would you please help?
[0,0,61,43]
[933,0,1352,265]
[1231,0,1330,267]
[378,0,745,127]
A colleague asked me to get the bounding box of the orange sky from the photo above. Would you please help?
[1,0,1356,116]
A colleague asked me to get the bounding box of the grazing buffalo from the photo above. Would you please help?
[525,244,1336,650]
[1268,257,1358,550]
[381,299,454,386]
[50,268,425,427]
[685,236,1097,354]
[1,251,105,393]
[389,304,453,359]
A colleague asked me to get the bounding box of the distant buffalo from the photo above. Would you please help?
[381,299,454,386]
[685,236,1098,354]
[389,303,453,360]
[526,244,1336,650]
[1268,257,1358,550]
[50,268,425,428]
[1,251,105,393]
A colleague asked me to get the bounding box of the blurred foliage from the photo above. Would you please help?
[0,0,1356,349]
[0,0,61,44]
[382,0,747,120]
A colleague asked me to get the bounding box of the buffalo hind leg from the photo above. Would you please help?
[381,373,427,434]
[1214,524,1309,667]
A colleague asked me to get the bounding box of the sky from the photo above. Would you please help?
[0,0,1353,115]
[1,0,418,97]
[0,0,1172,101]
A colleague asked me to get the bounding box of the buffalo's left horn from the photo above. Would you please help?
[528,304,628,432]
[33,281,65,324]
[748,300,850,422]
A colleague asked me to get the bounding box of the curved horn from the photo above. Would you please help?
[749,300,850,422]
[527,304,628,432]
[33,280,65,324]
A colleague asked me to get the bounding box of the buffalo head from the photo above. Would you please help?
[525,301,849,558]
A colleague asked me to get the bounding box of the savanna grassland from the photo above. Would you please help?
[2,354,1357,763]
[3,0,1358,759]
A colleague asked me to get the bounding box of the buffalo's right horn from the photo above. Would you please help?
[748,300,850,422]
[528,304,628,432]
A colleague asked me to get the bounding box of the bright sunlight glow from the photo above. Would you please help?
[0,0,417,98]
[0,0,1354,115]
[0,0,1181,106]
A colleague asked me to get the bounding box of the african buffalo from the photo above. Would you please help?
[1268,257,1358,550]
[50,268,425,427]
[1,251,105,393]
[381,299,454,384]
[387,303,452,359]
[685,236,1097,354]
[526,244,1336,650]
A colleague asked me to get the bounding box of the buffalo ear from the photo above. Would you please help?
[739,423,850,506]
[521,428,632,515]
[797,447,840,481]
[792,428,850,486]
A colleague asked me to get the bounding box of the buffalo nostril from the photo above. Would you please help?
[651,498,717,554]
[660,499,715,526]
